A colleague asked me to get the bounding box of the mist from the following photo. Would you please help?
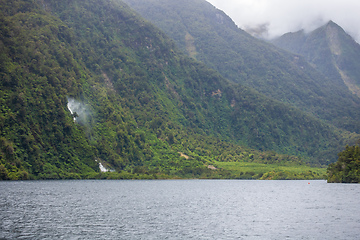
[206,0,360,42]
[67,97,91,125]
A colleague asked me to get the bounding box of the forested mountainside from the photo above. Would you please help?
[272,21,360,98]
[123,0,360,134]
[0,0,357,180]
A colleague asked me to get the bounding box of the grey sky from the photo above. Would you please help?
[206,0,360,42]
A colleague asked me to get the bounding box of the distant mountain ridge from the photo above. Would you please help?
[123,0,360,134]
[272,21,360,97]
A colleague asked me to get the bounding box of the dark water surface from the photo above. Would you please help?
[1,180,360,239]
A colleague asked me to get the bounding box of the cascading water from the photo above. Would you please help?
[95,159,111,172]
[66,97,90,123]
[99,163,108,172]
[67,102,76,121]
[67,97,80,122]
[66,98,113,173]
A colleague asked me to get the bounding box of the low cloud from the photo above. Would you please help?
[67,97,91,125]
[206,0,360,42]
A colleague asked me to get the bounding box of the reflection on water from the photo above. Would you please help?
[1,180,360,239]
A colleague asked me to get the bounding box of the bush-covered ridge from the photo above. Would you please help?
[0,0,357,180]
[327,143,360,183]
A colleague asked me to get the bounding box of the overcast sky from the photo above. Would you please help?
[206,0,360,42]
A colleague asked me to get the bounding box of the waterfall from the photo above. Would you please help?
[95,159,110,172]
[67,101,76,121]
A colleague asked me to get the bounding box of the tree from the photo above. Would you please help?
[327,144,360,183]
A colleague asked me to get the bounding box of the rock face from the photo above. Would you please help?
[272,21,360,97]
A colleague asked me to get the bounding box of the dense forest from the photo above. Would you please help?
[0,0,358,180]
[123,0,360,134]
[327,143,360,183]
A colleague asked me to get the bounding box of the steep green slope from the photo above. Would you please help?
[0,0,357,179]
[0,1,98,179]
[272,21,360,98]
[42,0,355,160]
[0,0,165,179]
[122,0,360,134]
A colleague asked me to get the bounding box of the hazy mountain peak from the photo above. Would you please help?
[272,21,360,97]
[326,20,340,28]
[324,20,347,39]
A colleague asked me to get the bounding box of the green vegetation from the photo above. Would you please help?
[0,1,98,180]
[0,0,358,180]
[327,144,360,183]
[215,162,326,180]
[123,0,360,134]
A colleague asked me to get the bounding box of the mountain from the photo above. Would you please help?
[122,0,360,134]
[272,21,360,98]
[0,0,357,180]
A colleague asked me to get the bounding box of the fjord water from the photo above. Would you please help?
[1,180,359,239]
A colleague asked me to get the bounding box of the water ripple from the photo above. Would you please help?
[1,180,360,239]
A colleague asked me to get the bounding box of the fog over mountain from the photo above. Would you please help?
[206,0,360,43]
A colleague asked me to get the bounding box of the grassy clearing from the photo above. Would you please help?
[213,161,327,180]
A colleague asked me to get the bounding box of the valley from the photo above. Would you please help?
[1,0,359,180]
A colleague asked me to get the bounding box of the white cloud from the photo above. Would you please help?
[206,0,360,42]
